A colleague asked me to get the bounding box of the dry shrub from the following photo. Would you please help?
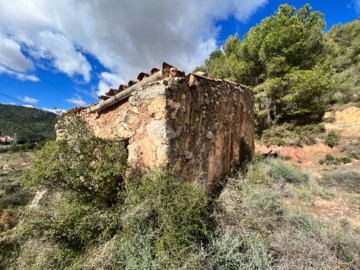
[0,209,17,232]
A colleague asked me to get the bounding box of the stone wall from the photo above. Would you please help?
[58,72,254,195]
[165,74,255,195]
[78,83,170,170]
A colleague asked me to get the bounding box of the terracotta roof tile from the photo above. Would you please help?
[137,72,150,81]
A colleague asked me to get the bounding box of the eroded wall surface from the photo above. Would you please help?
[165,75,255,195]
[79,83,170,170]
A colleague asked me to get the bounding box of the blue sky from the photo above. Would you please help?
[0,0,359,112]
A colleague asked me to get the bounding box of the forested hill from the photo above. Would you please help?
[0,104,57,143]
[197,4,360,129]
[324,18,360,103]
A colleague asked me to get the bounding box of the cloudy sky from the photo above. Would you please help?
[0,0,359,111]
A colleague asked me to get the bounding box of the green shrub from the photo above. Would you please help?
[41,198,121,250]
[21,116,128,206]
[319,154,352,165]
[121,171,210,266]
[340,156,352,164]
[264,158,309,183]
[243,161,272,186]
[325,130,341,148]
[325,153,335,162]
[0,236,20,269]
[0,147,8,153]
[10,117,212,269]
[8,145,19,153]
[0,190,33,210]
[210,232,273,270]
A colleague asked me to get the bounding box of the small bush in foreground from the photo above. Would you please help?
[121,171,210,267]
[210,232,273,270]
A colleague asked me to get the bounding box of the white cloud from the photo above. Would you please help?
[0,32,34,72]
[0,32,39,81]
[29,31,92,82]
[0,0,268,85]
[42,107,66,114]
[22,104,34,108]
[0,65,39,81]
[18,96,39,104]
[96,72,123,96]
[65,94,87,107]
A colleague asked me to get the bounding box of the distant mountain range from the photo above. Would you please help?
[0,104,57,143]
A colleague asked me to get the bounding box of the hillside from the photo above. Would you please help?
[0,104,57,143]
[198,5,360,131]
[257,105,360,227]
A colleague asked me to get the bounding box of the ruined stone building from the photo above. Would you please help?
[58,63,255,195]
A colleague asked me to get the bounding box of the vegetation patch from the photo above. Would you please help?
[0,104,57,143]
[215,159,360,269]
[341,137,360,159]
[22,116,128,206]
[320,169,360,194]
[319,154,352,165]
[263,158,309,183]
[261,123,325,147]
[325,130,341,148]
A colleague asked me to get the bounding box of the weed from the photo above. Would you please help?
[14,239,79,270]
[271,208,360,269]
[308,178,335,200]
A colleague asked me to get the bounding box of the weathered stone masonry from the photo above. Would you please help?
[58,63,255,195]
